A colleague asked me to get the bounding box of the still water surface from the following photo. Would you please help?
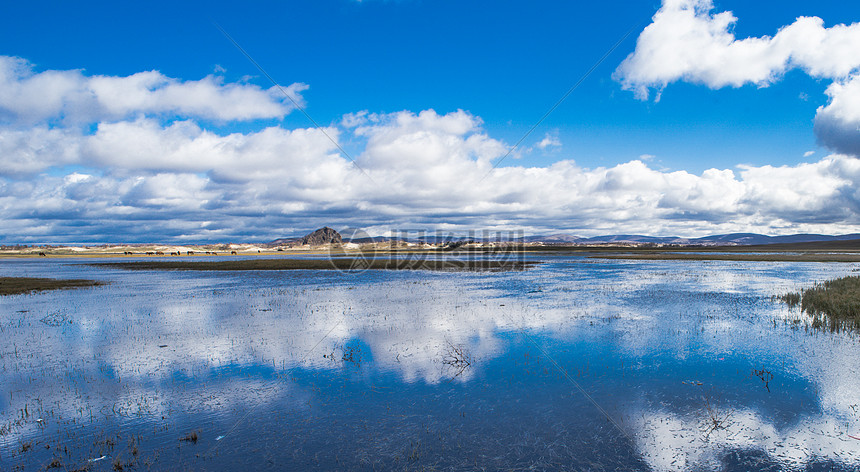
[1,256,860,470]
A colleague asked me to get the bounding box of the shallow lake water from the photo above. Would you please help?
[2,255,860,471]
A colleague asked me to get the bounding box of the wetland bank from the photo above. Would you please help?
[2,252,860,471]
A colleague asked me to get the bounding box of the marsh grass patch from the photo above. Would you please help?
[0,277,103,296]
[777,276,860,331]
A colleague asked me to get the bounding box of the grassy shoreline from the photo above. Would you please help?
[5,238,860,260]
[0,277,104,296]
[90,257,536,272]
[587,253,860,262]
[6,249,860,263]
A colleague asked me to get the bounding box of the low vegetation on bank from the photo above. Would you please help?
[91,257,536,272]
[780,276,860,330]
[0,277,103,296]
[590,253,860,263]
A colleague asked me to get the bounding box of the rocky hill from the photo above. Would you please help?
[299,227,342,246]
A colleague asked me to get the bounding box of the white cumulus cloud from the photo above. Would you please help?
[0,55,305,124]
[4,55,860,242]
[615,0,860,156]
[0,126,82,176]
[814,74,860,156]
[537,132,562,150]
[615,0,860,98]
[3,108,860,242]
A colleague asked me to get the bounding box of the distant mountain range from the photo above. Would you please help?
[523,232,860,246]
[271,229,860,247]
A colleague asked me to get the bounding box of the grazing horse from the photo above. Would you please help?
[186,251,194,255]
[38,252,47,256]
[231,250,237,255]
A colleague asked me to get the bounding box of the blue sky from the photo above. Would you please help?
[1,0,860,242]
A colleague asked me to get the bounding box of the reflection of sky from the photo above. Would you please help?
[1,257,860,470]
